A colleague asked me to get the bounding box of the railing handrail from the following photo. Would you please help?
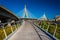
[32,23,57,40]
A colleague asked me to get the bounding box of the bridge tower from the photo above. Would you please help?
[39,12,47,20]
[23,4,28,18]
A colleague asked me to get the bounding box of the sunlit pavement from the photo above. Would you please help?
[8,21,53,40]
[8,21,40,40]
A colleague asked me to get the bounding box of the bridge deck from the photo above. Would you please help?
[8,21,52,40]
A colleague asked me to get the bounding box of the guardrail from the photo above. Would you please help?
[39,21,60,40]
[32,23,57,40]
[0,21,21,40]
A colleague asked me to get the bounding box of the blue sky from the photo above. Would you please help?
[0,0,60,19]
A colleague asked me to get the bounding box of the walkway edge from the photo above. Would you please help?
[32,23,57,40]
[4,26,20,40]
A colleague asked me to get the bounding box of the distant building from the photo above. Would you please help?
[54,15,60,21]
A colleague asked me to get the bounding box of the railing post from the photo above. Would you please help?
[53,23,57,36]
[8,23,13,33]
[14,22,17,30]
[16,21,19,29]
[43,21,44,29]
[10,23,13,33]
[11,26,13,33]
[40,21,42,28]
[2,24,7,39]
[47,23,50,32]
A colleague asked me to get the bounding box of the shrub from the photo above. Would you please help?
[0,28,5,40]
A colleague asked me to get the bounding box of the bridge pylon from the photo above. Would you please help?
[23,4,28,18]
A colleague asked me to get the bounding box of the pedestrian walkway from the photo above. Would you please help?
[8,21,40,40]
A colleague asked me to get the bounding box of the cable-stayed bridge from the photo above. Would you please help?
[0,5,58,40]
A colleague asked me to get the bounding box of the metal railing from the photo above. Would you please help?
[32,21,57,40]
[0,21,21,40]
[35,20,60,40]
[40,21,58,36]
